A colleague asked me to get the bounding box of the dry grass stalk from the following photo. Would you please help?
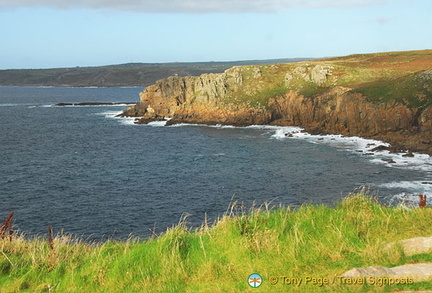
[0,212,14,241]
[48,224,54,250]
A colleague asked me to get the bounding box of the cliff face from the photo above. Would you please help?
[268,87,418,135]
[122,67,272,125]
[121,50,432,154]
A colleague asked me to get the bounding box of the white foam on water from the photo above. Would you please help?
[95,103,135,107]
[94,113,432,202]
[97,111,139,125]
[147,120,169,127]
[1,103,37,107]
[377,181,432,194]
[269,126,432,173]
[267,126,432,205]
[212,124,236,129]
[53,104,134,108]
[119,117,139,125]
[97,111,122,118]
[169,123,209,128]
[386,193,428,208]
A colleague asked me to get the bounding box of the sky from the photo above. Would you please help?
[0,0,431,69]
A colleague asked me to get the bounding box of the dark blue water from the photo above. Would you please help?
[0,86,430,240]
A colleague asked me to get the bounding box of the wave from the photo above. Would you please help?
[270,127,432,205]
[383,192,430,208]
[103,117,432,198]
[53,102,136,107]
[147,119,170,127]
[96,111,138,125]
[271,127,432,172]
[378,180,432,193]
[0,103,38,107]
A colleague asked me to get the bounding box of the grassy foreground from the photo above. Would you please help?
[1,193,432,292]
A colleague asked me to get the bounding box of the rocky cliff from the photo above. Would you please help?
[120,50,432,155]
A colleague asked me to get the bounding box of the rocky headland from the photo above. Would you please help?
[120,50,432,155]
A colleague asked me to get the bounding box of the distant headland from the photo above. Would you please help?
[0,58,311,87]
[119,50,432,155]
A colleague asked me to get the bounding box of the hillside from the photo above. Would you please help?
[1,194,432,292]
[120,50,432,155]
[0,58,310,87]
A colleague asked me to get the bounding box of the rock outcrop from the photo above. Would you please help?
[121,67,272,126]
[382,236,432,256]
[342,264,432,282]
[342,236,432,283]
[120,51,432,155]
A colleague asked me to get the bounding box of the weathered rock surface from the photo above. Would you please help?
[383,236,432,256]
[343,264,432,282]
[121,67,272,126]
[343,266,396,278]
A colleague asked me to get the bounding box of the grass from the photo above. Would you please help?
[224,50,432,107]
[248,86,288,108]
[351,72,432,109]
[1,192,432,292]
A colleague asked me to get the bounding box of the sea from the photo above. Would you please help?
[1,86,432,240]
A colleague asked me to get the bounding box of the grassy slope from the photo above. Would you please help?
[225,50,432,109]
[1,194,432,292]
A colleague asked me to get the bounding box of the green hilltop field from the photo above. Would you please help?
[219,50,432,110]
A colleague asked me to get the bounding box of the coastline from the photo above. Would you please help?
[130,115,432,157]
[117,50,432,158]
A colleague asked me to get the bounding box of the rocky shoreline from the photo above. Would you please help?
[118,51,432,156]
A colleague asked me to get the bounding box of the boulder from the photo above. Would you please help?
[311,65,332,85]
[383,236,432,256]
[343,263,432,282]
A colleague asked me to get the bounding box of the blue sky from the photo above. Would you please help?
[0,0,430,69]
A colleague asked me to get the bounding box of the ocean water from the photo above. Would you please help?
[1,86,431,240]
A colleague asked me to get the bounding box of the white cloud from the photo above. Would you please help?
[0,0,387,13]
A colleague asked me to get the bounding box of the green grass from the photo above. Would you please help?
[351,72,432,109]
[248,86,288,107]
[1,192,432,292]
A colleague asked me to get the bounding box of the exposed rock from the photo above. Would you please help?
[343,266,396,278]
[343,264,432,282]
[382,158,396,164]
[285,64,332,86]
[382,236,432,256]
[284,73,293,87]
[418,70,432,81]
[370,145,401,153]
[252,67,262,78]
[310,65,332,85]
[370,145,389,152]
[293,66,310,81]
[267,86,417,138]
[402,152,415,157]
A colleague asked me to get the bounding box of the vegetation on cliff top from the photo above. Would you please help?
[223,50,432,109]
[1,193,432,292]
